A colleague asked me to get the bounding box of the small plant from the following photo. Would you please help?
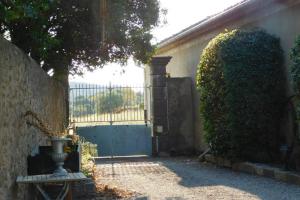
[80,138,98,177]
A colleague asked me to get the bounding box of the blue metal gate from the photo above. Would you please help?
[69,83,152,157]
[77,125,152,156]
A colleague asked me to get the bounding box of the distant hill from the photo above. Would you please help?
[69,82,105,88]
[69,82,108,102]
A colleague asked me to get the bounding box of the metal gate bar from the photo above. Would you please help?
[69,83,150,126]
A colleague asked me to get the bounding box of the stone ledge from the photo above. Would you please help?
[201,154,300,186]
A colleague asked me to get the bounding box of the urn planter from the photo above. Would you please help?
[51,136,71,176]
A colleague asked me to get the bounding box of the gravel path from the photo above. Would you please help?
[96,157,300,200]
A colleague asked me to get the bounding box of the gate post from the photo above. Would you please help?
[149,56,172,156]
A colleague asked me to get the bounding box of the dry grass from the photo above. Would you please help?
[71,109,147,127]
[77,141,135,199]
[74,161,135,200]
[93,168,135,199]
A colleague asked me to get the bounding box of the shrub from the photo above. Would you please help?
[196,29,286,161]
[80,137,98,177]
[291,36,300,118]
[291,36,300,94]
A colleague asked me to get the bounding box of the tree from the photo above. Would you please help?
[72,95,95,117]
[1,0,162,125]
[0,0,162,83]
[95,92,124,114]
[118,88,136,107]
[135,91,144,106]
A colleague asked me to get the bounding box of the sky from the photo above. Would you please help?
[69,0,243,85]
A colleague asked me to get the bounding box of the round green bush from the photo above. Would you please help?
[196,29,286,161]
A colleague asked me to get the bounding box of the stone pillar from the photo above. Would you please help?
[150,56,171,156]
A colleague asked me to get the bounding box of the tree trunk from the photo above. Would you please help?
[53,67,69,128]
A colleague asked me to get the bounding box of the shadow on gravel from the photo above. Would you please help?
[160,158,300,200]
[95,157,300,200]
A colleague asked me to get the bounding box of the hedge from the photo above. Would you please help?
[291,36,300,118]
[196,29,286,161]
[291,36,300,94]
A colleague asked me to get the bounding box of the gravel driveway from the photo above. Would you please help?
[96,157,300,200]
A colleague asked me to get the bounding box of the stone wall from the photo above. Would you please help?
[0,37,66,199]
[166,78,194,155]
[152,0,300,152]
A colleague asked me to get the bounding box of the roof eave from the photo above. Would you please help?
[157,0,291,53]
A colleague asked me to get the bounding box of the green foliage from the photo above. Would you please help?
[94,88,138,113]
[96,92,124,113]
[73,96,95,117]
[291,36,300,116]
[0,0,162,77]
[71,87,141,117]
[290,35,300,141]
[196,31,233,157]
[291,36,300,93]
[196,29,286,161]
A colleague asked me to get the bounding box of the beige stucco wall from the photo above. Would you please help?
[0,37,66,199]
[153,1,300,151]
